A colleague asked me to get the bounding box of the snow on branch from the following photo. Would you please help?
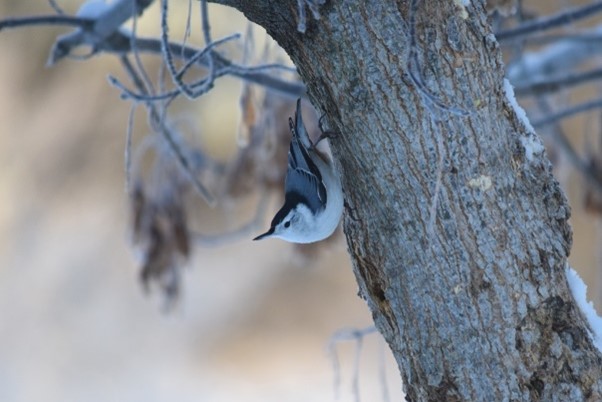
[566,266,602,353]
[503,79,535,134]
[503,79,545,163]
[46,0,153,65]
[507,25,602,89]
[0,1,304,98]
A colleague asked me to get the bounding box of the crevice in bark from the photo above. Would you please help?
[516,295,602,400]
[355,254,398,335]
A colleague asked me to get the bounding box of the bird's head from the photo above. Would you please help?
[253,202,316,243]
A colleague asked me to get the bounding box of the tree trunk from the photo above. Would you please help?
[212,0,602,400]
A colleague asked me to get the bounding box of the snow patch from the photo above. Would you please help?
[503,78,544,161]
[519,136,544,162]
[565,266,602,353]
[77,0,113,18]
[503,78,535,135]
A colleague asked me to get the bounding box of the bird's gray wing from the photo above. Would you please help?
[285,136,327,214]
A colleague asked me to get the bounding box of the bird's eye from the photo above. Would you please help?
[284,221,291,228]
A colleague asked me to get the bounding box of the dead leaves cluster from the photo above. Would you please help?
[131,179,190,305]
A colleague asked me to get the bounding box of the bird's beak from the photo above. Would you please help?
[253,227,275,241]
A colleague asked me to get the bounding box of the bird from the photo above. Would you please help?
[253,99,344,243]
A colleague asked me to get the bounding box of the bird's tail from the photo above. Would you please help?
[289,98,313,149]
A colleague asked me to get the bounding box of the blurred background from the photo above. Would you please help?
[0,1,601,402]
[0,1,402,401]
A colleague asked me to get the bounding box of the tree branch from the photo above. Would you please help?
[514,67,602,97]
[532,97,602,129]
[0,7,305,98]
[507,25,602,88]
[0,15,92,30]
[496,0,602,42]
[535,97,602,196]
[120,54,216,205]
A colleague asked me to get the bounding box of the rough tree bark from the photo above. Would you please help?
[211,0,602,400]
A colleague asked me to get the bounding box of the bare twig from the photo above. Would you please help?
[515,32,602,46]
[175,34,240,82]
[0,15,92,30]
[496,1,602,42]
[125,103,138,195]
[199,0,212,44]
[109,56,294,103]
[507,25,602,88]
[119,55,216,205]
[130,0,155,99]
[378,341,390,402]
[514,67,602,97]
[125,34,302,97]
[0,10,303,98]
[48,0,65,15]
[535,98,602,196]
[532,97,602,130]
[328,326,378,402]
[181,0,192,60]
[160,0,196,99]
[162,0,294,101]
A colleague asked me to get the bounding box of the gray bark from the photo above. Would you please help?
[211,0,602,400]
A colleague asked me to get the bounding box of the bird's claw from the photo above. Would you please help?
[313,113,338,148]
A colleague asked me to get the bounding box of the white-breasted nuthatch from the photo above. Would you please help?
[253,99,344,244]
